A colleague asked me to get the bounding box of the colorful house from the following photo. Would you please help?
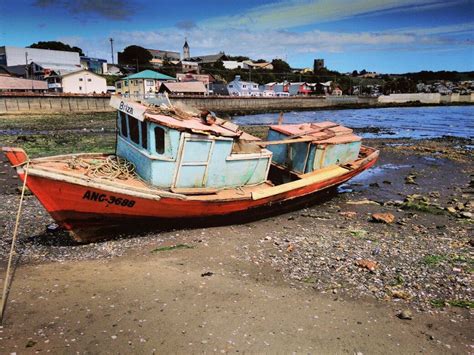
[273,82,290,95]
[227,75,261,96]
[116,70,175,98]
[332,86,343,96]
[288,82,313,96]
[158,81,207,96]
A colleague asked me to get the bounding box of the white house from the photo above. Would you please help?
[47,69,107,94]
[227,75,261,96]
[180,60,200,73]
[223,61,250,70]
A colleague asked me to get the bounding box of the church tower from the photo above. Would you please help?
[183,38,190,60]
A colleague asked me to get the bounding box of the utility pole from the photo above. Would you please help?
[25,52,28,79]
[25,52,34,91]
[136,58,139,73]
[109,38,114,64]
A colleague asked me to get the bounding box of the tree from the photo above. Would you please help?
[104,74,123,86]
[29,41,84,56]
[118,45,153,66]
[352,70,358,77]
[335,76,352,94]
[223,55,250,62]
[212,60,225,71]
[160,57,178,77]
[271,59,291,73]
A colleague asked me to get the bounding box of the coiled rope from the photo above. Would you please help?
[68,155,137,180]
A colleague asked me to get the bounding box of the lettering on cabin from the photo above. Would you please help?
[82,190,136,208]
[119,101,134,115]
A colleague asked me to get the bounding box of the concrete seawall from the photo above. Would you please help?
[0,95,378,115]
[0,94,472,115]
[378,93,473,104]
[170,96,379,114]
[0,96,113,114]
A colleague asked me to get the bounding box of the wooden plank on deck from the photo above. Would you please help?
[251,165,349,200]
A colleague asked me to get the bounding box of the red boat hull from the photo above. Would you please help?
[3,147,378,242]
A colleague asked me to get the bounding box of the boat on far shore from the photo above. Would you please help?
[3,95,379,242]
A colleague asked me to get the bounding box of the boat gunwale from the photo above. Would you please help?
[18,147,379,203]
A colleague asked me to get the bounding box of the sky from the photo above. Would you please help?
[0,0,473,73]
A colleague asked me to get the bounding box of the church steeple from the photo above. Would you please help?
[183,37,190,60]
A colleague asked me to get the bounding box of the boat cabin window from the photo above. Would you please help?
[129,115,140,144]
[119,112,128,137]
[155,127,165,154]
[141,121,148,150]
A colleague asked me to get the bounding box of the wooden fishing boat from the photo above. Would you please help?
[3,95,379,242]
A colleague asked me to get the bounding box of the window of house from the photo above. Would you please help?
[79,78,83,81]
[120,112,128,137]
[229,84,233,88]
[79,86,82,90]
[124,81,128,86]
[146,79,154,86]
[116,82,122,89]
[138,80,143,84]
[155,127,165,154]
[141,121,148,149]
[243,85,247,88]
[128,115,140,144]
[87,78,92,82]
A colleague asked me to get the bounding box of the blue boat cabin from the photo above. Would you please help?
[266,123,361,174]
[112,97,272,190]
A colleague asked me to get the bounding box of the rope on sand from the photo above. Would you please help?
[1,160,29,324]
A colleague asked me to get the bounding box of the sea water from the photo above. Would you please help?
[234,105,474,139]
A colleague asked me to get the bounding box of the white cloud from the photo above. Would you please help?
[107,24,471,57]
[201,0,463,30]
[60,1,473,67]
[389,22,474,36]
[60,22,468,67]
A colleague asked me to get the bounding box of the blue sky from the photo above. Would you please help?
[1,0,473,73]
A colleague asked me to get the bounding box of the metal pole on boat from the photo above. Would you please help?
[0,161,29,324]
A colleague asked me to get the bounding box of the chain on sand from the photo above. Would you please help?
[68,156,137,180]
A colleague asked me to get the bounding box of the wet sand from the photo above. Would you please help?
[0,114,472,353]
